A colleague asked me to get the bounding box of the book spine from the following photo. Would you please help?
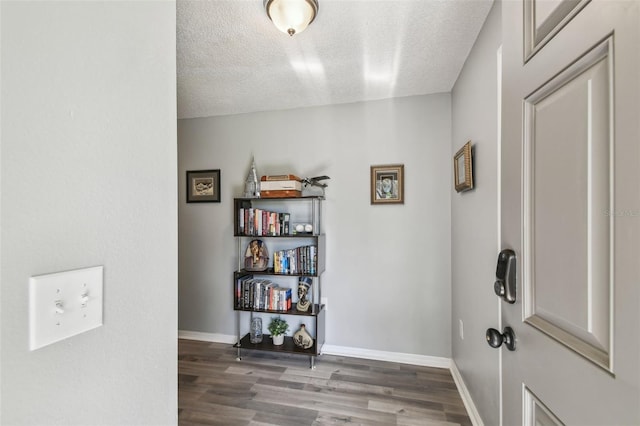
[235,276,242,308]
[255,208,261,237]
[239,208,244,235]
[276,288,281,311]
[269,212,276,236]
[273,251,279,274]
[263,282,269,310]
[283,214,290,235]
[263,283,271,310]
[290,249,296,274]
[270,287,276,311]
[278,213,284,236]
[262,210,268,236]
[243,279,250,309]
[252,281,258,310]
[284,288,288,311]
[255,281,260,310]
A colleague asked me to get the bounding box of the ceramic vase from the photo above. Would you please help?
[293,324,313,349]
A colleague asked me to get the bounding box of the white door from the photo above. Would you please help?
[500,0,639,424]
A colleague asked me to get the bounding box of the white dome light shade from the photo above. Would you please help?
[264,0,319,36]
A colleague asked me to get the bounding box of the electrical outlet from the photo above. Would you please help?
[459,319,464,340]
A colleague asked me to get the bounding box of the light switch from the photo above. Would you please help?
[29,266,103,350]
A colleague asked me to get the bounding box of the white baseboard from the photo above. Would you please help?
[178,330,236,344]
[450,360,484,426]
[321,344,451,369]
[177,331,450,368]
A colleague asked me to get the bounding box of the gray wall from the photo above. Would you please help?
[178,94,452,357]
[1,1,177,424]
[451,2,501,425]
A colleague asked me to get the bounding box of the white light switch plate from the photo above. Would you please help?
[29,266,103,350]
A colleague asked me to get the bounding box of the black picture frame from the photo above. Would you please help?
[186,169,221,203]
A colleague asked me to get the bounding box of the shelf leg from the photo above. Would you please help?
[236,310,241,361]
[309,355,316,369]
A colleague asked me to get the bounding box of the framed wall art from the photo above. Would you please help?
[186,169,221,203]
[454,141,474,192]
[371,164,404,204]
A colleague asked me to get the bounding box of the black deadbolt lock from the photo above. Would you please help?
[494,249,516,303]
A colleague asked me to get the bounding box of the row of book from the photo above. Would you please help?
[239,208,290,237]
[235,275,293,311]
[273,245,317,275]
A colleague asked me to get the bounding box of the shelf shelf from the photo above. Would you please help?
[234,333,320,356]
[236,268,320,277]
[235,233,325,276]
[234,233,321,238]
[234,304,324,316]
[235,196,324,201]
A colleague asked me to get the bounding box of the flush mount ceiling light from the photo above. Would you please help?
[264,0,319,36]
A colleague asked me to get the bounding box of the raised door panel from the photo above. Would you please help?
[523,38,613,370]
[524,0,590,61]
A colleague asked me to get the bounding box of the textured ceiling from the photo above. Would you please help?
[177,0,494,119]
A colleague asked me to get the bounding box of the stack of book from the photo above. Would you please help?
[239,207,290,236]
[235,276,292,311]
[260,174,302,198]
[273,245,317,275]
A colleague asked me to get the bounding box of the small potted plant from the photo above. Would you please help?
[267,316,288,346]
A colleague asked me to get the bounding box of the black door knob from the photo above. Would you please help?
[486,326,516,351]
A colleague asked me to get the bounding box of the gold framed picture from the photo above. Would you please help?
[454,141,473,193]
[370,164,404,204]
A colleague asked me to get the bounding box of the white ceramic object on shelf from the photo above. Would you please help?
[272,334,284,346]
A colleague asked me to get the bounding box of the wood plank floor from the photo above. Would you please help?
[178,339,472,426]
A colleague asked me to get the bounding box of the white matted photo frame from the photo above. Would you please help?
[186,169,221,203]
[371,164,404,204]
[454,141,473,192]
